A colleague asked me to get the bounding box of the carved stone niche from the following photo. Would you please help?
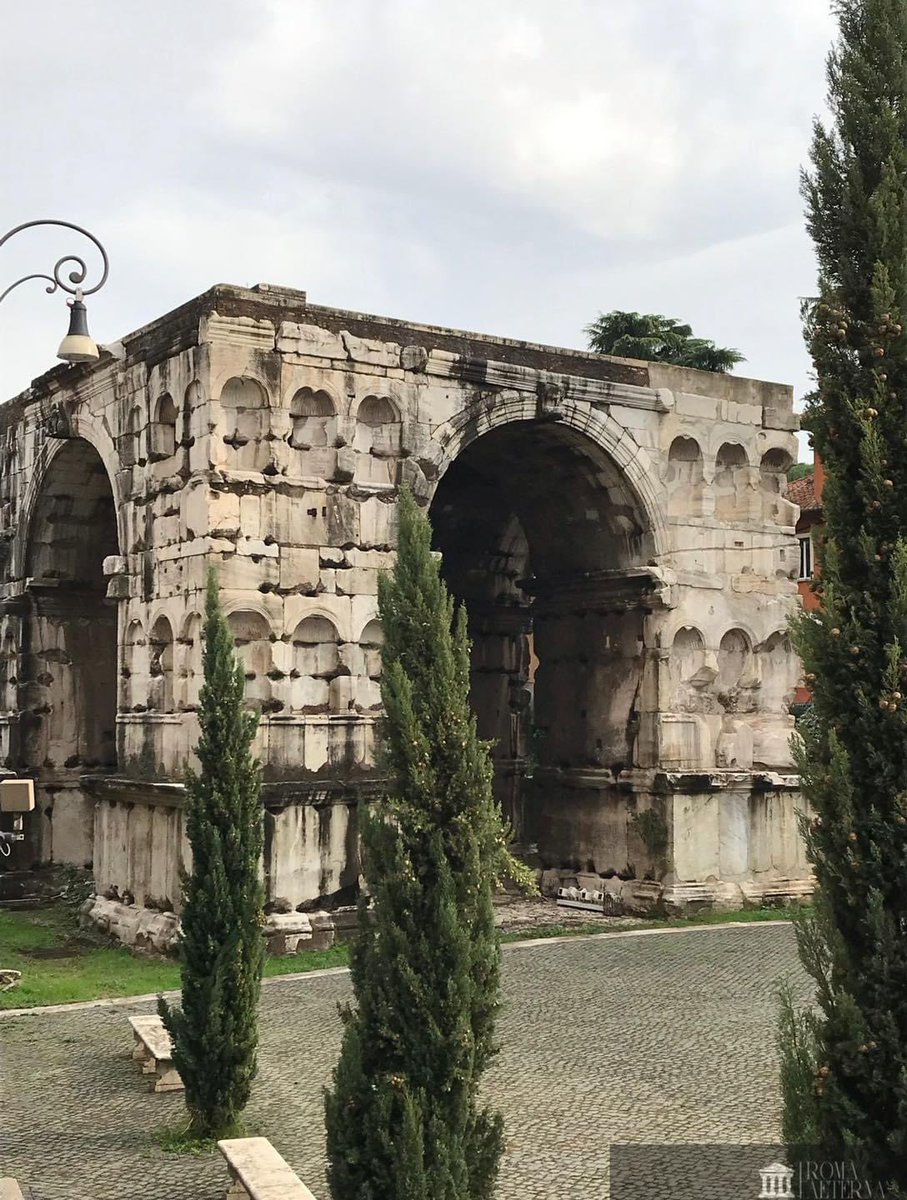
[43,402,74,441]
[536,379,567,420]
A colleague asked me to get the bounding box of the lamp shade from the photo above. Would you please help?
[57,298,99,363]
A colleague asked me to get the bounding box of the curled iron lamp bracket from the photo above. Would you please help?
[0,219,109,306]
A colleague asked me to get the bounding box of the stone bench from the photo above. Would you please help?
[218,1137,316,1200]
[128,1014,183,1093]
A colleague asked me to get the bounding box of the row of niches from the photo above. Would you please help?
[120,380,405,486]
[666,437,797,524]
[668,625,799,715]
[122,612,384,716]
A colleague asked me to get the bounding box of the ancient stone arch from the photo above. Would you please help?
[0,283,807,914]
[430,395,668,557]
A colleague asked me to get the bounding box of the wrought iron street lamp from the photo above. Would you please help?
[0,219,109,363]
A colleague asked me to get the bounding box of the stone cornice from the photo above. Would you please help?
[423,348,669,411]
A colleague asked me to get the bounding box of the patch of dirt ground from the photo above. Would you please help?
[492,891,646,934]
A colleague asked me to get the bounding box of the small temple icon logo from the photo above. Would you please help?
[760,1162,795,1199]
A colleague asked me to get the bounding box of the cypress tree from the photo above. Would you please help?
[781,1,907,1189]
[324,488,504,1200]
[159,570,265,1139]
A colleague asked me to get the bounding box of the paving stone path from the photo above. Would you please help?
[0,923,808,1200]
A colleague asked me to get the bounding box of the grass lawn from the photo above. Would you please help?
[0,904,347,1010]
[0,897,800,1012]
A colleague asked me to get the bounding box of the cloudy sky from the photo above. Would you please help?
[1,1,837,448]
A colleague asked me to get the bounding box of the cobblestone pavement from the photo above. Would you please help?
[0,923,808,1200]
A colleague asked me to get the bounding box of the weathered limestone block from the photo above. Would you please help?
[401,344,428,372]
[103,555,127,577]
[291,675,330,710]
[262,911,313,955]
[216,553,279,592]
[279,547,319,594]
[751,716,796,769]
[337,568,378,596]
[337,642,364,675]
[209,490,241,536]
[400,458,431,503]
[331,446,356,483]
[327,493,360,546]
[653,714,711,770]
[358,496,396,548]
[341,331,400,368]
[81,896,181,954]
[277,322,346,359]
[330,676,354,711]
[716,719,755,769]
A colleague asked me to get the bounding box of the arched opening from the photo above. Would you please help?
[717,628,757,713]
[354,396,401,486]
[226,609,272,709]
[122,619,146,712]
[669,627,712,712]
[291,615,340,711]
[20,438,119,776]
[715,443,749,521]
[666,436,705,518]
[121,405,143,469]
[357,618,384,712]
[429,420,656,847]
[148,616,175,712]
[220,377,271,472]
[150,394,179,461]
[288,387,337,479]
[176,612,202,711]
[760,448,795,525]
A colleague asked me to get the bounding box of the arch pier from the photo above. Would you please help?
[0,284,809,931]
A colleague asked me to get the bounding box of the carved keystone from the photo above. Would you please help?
[536,379,566,419]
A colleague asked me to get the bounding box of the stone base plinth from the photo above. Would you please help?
[526,767,811,914]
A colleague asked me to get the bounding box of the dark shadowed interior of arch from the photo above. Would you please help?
[429,420,656,852]
[19,439,119,773]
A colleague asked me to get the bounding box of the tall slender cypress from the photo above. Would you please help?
[781,2,907,1189]
[324,488,504,1200]
[159,570,264,1139]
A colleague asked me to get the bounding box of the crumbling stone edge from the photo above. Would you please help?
[81,895,358,956]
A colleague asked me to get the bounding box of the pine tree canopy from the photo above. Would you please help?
[781,1,907,1191]
[584,310,744,373]
[159,570,264,1140]
[324,488,504,1200]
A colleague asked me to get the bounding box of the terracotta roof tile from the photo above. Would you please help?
[787,474,821,512]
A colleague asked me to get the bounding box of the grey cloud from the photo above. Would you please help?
[1,0,834,433]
